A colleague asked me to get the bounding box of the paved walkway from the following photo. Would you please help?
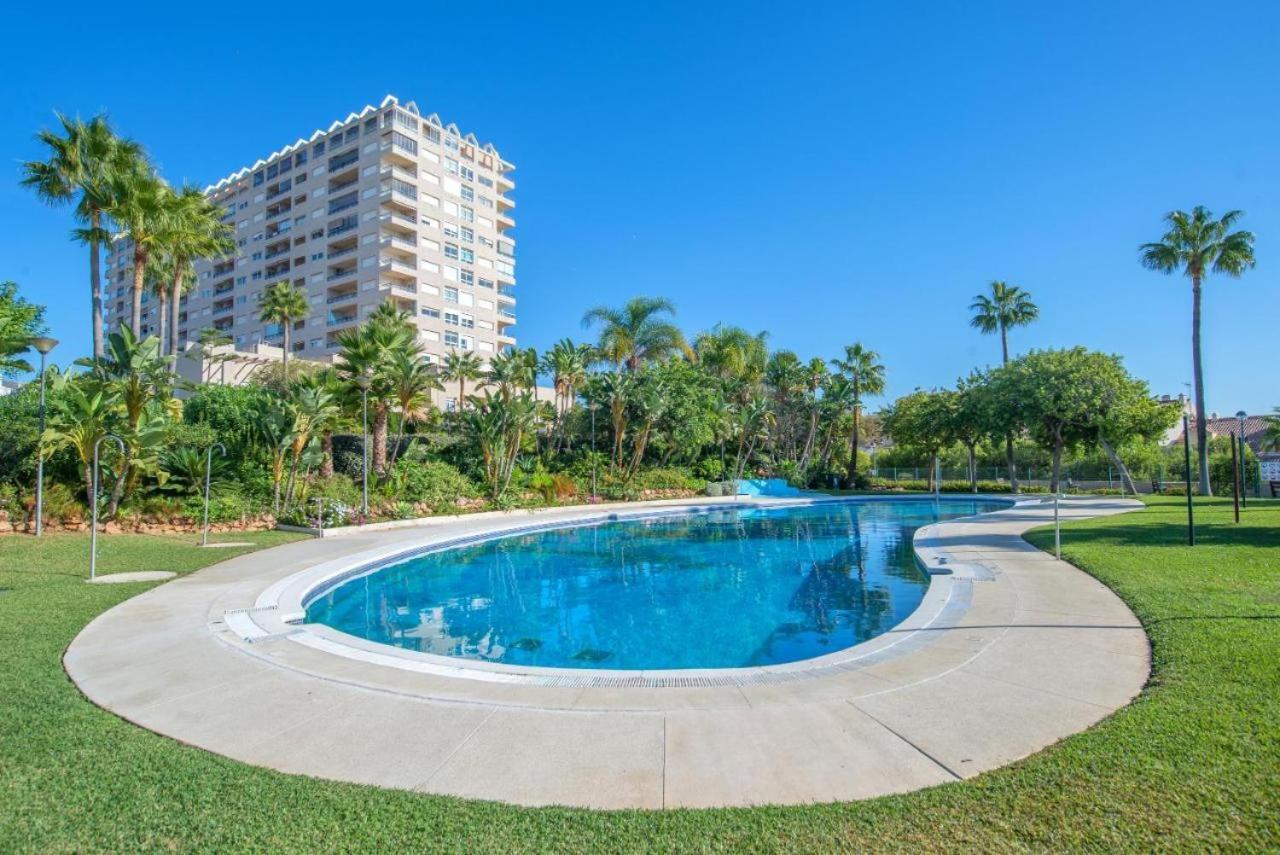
[64,496,1148,809]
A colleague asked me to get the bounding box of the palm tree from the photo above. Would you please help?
[1141,207,1256,496]
[106,165,170,337]
[196,327,235,383]
[384,350,442,467]
[335,311,417,476]
[21,113,145,358]
[970,280,1039,491]
[540,339,590,451]
[830,343,886,488]
[144,254,181,356]
[582,296,689,372]
[796,357,828,473]
[1262,408,1280,453]
[440,350,485,411]
[259,281,309,380]
[158,185,234,357]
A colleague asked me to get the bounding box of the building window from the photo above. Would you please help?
[421,307,440,318]
[460,186,474,202]
[444,244,459,260]
[443,286,459,303]
[444,330,459,347]
[444,312,459,326]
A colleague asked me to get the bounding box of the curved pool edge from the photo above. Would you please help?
[234,494,1018,687]
[64,493,1151,809]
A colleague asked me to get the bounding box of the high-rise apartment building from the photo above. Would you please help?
[104,95,517,403]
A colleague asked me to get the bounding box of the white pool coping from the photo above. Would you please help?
[233,495,1015,687]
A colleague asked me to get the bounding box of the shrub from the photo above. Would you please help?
[693,458,724,481]
[630,467,703,492]
[385,459,479,510]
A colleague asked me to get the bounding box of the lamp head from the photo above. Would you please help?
[354,373,371,391]
[1236,410,1247,420]
[30,336,58,355]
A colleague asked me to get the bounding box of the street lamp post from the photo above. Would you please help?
[29,336,58,536]
[355,373,371,519]
[1236,410,1249,506]
[1182,413,1195,547]
[201,442,227,546]
[590,400,598,500]
[89,434,125,581]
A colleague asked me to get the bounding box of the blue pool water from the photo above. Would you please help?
[305,499,1006,670]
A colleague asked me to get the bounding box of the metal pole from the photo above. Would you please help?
[361,388,369,518]
[1054,493,1061,559]
[201,442,226,546]
[315,496,325,537]
[35,350,48,536]
[1182,413,1195,547]
[90,435,124,580]
[1238,416,1249,507]
[1230,431,1240,523]
[590,403,597,499]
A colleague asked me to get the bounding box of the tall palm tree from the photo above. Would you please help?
[158,185,235,357]
[540,338,589,414]
[830,343,886,487]
[144,254,179,355]
[21,113,145,359]
[259,281,309,380]
[440,350,485,410]
[970,280,1039,491]
[106,165,170,337]
[582,296,689,372]
[695,324,769,401]
[1141,207,1256,496]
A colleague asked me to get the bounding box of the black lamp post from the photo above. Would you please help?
[355,373,371,519]
[1236,410,1249,506]
[29,336,58,537]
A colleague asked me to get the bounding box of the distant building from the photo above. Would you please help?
[0,378,22,396]
[1157,395,1280,484]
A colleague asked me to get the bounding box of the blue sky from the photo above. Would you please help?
[3,1,1276,412]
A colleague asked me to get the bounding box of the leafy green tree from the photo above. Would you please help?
[1263,408,1280,453]
[831,343,886,487]
[881,389,952,490]
[383,350,441,467]
[695,324,769,395]
[987,348,1171,492]
[21,113,144,358]
[258,281,309,380]
[582,296,689,372]
[1140,206,1256,496]
[335,308,419,476]
[970,280,1038,491]
[0,282,46,376]
[40,372,118,502]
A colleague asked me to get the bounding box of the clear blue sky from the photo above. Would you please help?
[3,1,1276,412]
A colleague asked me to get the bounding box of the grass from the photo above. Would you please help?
[1,497,1278,852]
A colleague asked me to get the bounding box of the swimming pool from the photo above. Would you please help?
[304,499,1007,670]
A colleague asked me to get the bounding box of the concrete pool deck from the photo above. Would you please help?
[64,495,1149,809]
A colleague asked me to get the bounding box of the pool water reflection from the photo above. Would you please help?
[305,499,1005,670]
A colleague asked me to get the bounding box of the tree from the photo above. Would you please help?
[440,350,485,411]
[157,185,234,357]
[463,389,539,499]
[1263,408,1280,453]
[1140,206,1256,496]
[0,282,46,376]
[21,113,144,358]
[987,348,1171,493]
[695,324,769,396]
[945,375,994,493]
[106,165,169,337]
[830,343,886,488]
[881,390,952,490]
[258,281,309,380]
[335,309,418,476]
[40,371,118,502]
[970,280,1038,492]
[383,350,441,467]
[582,296,690,371]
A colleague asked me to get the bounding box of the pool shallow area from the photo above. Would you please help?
[304,498,1006,670]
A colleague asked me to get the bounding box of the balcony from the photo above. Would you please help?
[379,209,417,229]
[379,164,417,184]
[327,177,358,194]
[327,192,359,215]
[328,149,359,172]
[378,255,416,278]
[379,232,417,252]
[496,194,515,212]
[326,266,357,282]
[380,131,418,166]
[326,245,357,260]
[499,308,516,321]
[379,281,417,300]
[326,289,357,304]
[213,299,234,314]
[496,210,515,231]
[327,215,359,237]
[326,311,358,328]
[496,290,515,305]
[497,172,515,191]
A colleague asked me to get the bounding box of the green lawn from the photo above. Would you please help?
[2,498,1278,852]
